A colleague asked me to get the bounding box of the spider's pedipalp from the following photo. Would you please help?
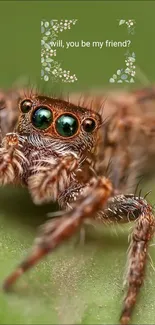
[0,133,29,185]
[28,154,78,204]
[3,176,113,291]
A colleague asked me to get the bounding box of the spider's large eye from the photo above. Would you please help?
[20,99,33,113]
[82,118,96,133]
[55,114,79,137]
[32,107,53,130]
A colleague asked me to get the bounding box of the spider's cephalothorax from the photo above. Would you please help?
[1,90,155,325]
[0,94,102,203]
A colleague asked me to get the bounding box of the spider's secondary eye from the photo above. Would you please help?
[20,99,33,113]
[32,107,53,130]
[82,118,96,132]
[55,114,79,137]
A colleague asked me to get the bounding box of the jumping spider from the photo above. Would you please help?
[1,87,155,325]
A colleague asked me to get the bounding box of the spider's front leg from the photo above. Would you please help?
[104,194,155,324]
[119,197,155,325]
[3,176,113,290]
[0,133,28,185]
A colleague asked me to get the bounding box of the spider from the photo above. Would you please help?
[1,87,155,325]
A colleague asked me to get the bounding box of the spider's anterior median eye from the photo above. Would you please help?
[55,114,79,137]
[82,118,96,133]
[20,99,33,113]
[32,107,53,130]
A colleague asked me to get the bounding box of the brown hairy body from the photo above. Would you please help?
[1,86,155,324]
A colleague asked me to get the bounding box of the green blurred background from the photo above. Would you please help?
[0,1,155,324]
[0,1,155,90]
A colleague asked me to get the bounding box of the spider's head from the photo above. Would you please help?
[16,95,102,155]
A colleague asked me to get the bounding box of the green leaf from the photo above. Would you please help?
[44,43,51,50]
[119,19,125,25]
[128,57,136,62]
[0,181,155,324]
[46,58,53,63]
